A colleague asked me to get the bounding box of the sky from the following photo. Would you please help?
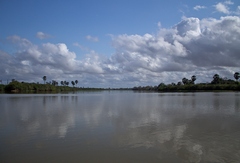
[0,0,240,88]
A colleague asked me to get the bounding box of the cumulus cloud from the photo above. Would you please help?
[86,35,99,42]
[1,38,105,84]
[36,31,51,39]
[1,15,240,87]
[107,16,240,85]
[193,5,206,11]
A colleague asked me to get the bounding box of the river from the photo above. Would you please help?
[0,91,240,163]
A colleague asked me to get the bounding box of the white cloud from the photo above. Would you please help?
[7,35,33,48]
[108,16,240,84]
[215,2,230,14]
[1,38,105,84]
[36,31,51,40]
[193,5,206,11]
[175,17,201,37]
[214,0,234,14]
[86,35,99,42]
[2,16,240,87]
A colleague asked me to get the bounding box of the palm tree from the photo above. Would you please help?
[66,82,69,86]
[52,80,58,86]
[71,81,75,87]
[234,72,239,81]
[191,75,196,84]
[75,80,78,87]
[43,76,46,84]
[61,81,64,86]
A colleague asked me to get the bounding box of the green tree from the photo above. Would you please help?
[52,80,58,86]
[177,82,182,86]
[158,83,167,90]
[234,72,239,81]
[212,74,220,84]
[43,76,47,84]
[182,78,188,85]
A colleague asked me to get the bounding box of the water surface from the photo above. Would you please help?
[0,91,240,163]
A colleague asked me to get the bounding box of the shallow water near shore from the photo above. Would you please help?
[0,91,240,163]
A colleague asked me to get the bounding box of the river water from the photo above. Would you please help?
[0,91,240,163]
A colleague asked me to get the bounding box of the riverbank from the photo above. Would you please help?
[133,83,240,92]
[1,81,240,93]
[0,81,105,93]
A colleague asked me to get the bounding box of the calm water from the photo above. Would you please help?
[0,91,240,163]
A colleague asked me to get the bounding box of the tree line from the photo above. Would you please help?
[0,76,104,93]
[1,72,239,93]
[133,72,240,91]
[42,76,78,87]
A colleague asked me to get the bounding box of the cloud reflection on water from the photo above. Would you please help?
[1,92,240,162]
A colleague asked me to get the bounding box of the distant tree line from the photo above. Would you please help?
[0,76,102,93]
[42,76,78,87]
[1,72,239,93]
[133,72,240,91]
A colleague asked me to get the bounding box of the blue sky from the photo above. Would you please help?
[1,0,240,87]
